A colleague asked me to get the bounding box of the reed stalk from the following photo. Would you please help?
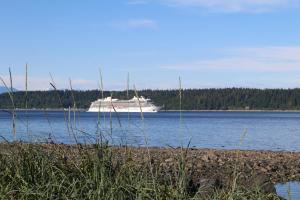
[25,63,29,138]
[68,78,80,144]
[229,128,248,200]
[99,69,105,129]
[49,73,71,135]
[0,68,16,139]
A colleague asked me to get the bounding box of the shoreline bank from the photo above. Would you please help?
[166,109,300,112]
[2,143,298,184]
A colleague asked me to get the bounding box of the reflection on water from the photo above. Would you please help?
[1,111,300,151]
[276,181,300,200]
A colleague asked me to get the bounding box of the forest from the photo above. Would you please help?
[1,88,300,110]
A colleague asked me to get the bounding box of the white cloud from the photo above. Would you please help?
[127,0,148,5]
[127,19,157,28]
[162,0,298,12]
[161,46,300,72]
[112,19,157,30]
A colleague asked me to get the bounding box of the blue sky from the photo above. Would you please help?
[1,0,300,90]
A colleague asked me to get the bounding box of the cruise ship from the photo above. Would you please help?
[87,96,160,112]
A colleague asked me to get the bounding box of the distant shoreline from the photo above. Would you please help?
[1,108,87,112]
[165,109,300,112]
[1,108,300,112]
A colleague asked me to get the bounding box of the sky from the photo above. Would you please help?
[0,0,300,90]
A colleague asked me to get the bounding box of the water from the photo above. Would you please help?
[1,111,300,151]
[276,181,300,200]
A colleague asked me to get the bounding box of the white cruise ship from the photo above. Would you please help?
[87,96,160,112]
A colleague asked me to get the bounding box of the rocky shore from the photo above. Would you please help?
[125,148,300,184]
[117,147,300,194]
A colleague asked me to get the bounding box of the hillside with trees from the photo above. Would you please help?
[1,88,300,110]
[0,86,17,94]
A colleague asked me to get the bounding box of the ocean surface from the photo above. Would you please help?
[1,111,300,151]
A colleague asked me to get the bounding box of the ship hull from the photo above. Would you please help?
[87,107,159,113]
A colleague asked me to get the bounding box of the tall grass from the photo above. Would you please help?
[0,69,281,200]
[0,142,281,199]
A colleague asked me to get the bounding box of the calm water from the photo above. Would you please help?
[1,111,300,151]
[276,182,300,200]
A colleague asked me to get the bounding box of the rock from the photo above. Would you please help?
[193,177,223,198]
[261,168,268,173]
[242,173,276,194]
[201,155,209,162]
[165,158,174,163]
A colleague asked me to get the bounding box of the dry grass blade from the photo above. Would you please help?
[99,68,106,128]
[239,128,248,146]
[127,73,130,118]
[109,92,114,143]
[49,73,70,135]
[0,69,16,138]
[25,63,29,137]
[95,68,104,143]
[49,83,56,90]
[125,72,130,144]
[179,76,183,149]
[69,78,78,127]
[9,68,13,93]
[0,77,15,111]
[126,72,129,99]
[43,107,54,141]
[109,92,122,128]
[132,84,158,197]
[133,85,144,120]
[99,68,104,98]
[69,78,77,110]
[9,68,16,138]
[68,78,79,144]
[230,128,249,199]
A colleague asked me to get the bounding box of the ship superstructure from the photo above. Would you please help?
[87,96,160,112]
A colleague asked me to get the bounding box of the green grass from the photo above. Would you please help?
[0,143,281,200]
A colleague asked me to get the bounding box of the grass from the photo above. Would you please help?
[0,67,283,199]
[0,143,281,200]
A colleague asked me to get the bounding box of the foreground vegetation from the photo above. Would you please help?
[0,142,281,200]
[1,88,300,110]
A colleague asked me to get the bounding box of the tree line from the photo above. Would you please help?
[1,88,300,110]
